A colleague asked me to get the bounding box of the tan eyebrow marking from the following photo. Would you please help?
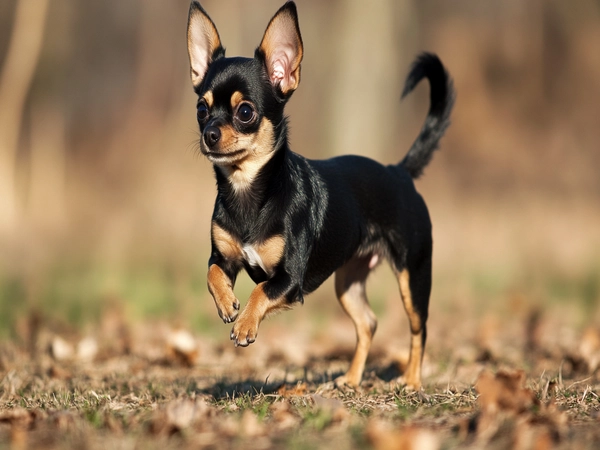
[230,91,244,110]
[203,90,214,108]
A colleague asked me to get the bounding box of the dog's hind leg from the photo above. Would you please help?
[396,259,431,390]
[334,255,378,387]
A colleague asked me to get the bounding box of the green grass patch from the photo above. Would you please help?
[0,260,216,336]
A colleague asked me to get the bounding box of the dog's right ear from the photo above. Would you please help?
[258,2,303,97]
[187,1,224,88]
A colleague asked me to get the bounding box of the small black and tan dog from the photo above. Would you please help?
[187,1,454,389]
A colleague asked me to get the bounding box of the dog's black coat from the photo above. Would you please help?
[204,53,454,307]
[187,1,455,387]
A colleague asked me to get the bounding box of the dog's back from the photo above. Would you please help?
[301,53,455,290]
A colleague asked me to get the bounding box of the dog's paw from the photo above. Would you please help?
[216,297,240,324]
[334,373,360,388]
[395,375,421,391]
[230,313,258,347]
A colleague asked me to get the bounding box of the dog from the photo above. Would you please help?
[186,1,454,389]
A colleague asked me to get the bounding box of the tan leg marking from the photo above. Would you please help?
[230,282,291,347]
[212,223,243,261]
[398,269,423,390]
[207,264,240,323]
[334,262,377,387]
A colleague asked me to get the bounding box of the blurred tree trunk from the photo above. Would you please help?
[28,99,67,230]
[326,0,413,159]
[0,0,50,234]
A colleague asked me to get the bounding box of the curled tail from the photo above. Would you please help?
[400,53,455,179]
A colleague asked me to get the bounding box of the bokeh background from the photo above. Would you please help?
[1,0,599,339]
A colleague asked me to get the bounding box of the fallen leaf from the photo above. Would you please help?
[0,408,36,427]
[366,420,439,450]
[50,410,78,431]
[76,336,98,361]
[476,369,537,414]
[472,369,566,447]
[166,398,206,430]
[167,328,199,367]
[579,327,600,372]
[50,336,74,361]
[277,382,307,397]
[270,401,300,431]
[241,410,266,437]
[151,398,210,435]
[48,364,71,379]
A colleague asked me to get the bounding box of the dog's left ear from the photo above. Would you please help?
[187,1,224,88]
[258,1,303,97]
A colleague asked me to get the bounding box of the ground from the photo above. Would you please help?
[1,273,599,450]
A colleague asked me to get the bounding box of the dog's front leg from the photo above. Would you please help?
[207,262,240,323]
[230,275,296,347]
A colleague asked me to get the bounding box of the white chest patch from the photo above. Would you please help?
[242,244,267,273]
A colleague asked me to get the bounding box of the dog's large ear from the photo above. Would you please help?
[187,1,224,88]
[258,2,303,96]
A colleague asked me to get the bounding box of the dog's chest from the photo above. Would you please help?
[212,223,285,276]
[242,244,267,272]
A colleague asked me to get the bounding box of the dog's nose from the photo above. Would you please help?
[204,126,221,148]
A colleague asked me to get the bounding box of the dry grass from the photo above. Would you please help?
[1,289,600,450]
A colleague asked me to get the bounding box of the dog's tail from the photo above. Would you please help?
[399,53,455,179]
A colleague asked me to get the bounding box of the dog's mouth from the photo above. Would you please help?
[204,148,247,165]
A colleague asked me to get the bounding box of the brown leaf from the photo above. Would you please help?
[167,398,207,430]
[366,420,440,450]
[50,336,74,361]
[579,327,600,372]
[100,301,132,356]
[476,369,537,414]
[277,382,307,397]
[0,408,35,427]
[53,411,78,430]
[151,398,210,435]
[269,401,300,431]
[241,410,266,437]
[10,424,27,450]
[48,364,71,380]
[166,328,199,367]
[514,418,558,450]
[76,336,98,362]
[472,369,567,447]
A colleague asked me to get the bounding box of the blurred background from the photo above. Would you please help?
[1,0,599,340]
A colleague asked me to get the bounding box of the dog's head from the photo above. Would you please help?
[187,2,303,173]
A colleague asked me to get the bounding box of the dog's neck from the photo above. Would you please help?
[214,141,289,215]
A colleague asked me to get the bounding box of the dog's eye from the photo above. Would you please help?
[236,103,255,124]
[197,102,209,123]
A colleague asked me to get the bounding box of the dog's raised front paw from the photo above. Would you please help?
[216,297,240,324]
[230,314,258,347]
